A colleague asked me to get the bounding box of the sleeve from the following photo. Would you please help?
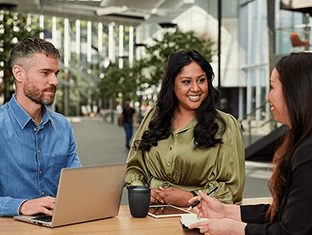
[0,197,27,217]
[66,121,81,168]
[244,145,312,235]
[241,204,270,223]
[124,108,155,186]
[192,113,245,204]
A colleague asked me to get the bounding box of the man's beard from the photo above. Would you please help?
[24,78,56,105]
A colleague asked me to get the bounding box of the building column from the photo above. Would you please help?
[87,21,92,108]
[52,17,57,47]
[267,0,275,128]
[108,23,116,119]
[76,19,81,116]
[26,14,31,32]
[98,22,103,54]
[129,26,134,67]
[246,2,252,119]
[51,16,57,112]
[109,23,115,64]
[238,87,244,119]
[39,15,44,39]
[119,25,124,68]
[135,26,144,60]
[98,22,103,110]
[255,0,262,120]
[64,18,70,116]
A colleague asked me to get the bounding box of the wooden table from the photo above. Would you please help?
[0,205,200,235]
[0,198,272,235]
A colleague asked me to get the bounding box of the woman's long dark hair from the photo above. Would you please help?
[266,52,312,222]
[136,49,226,152]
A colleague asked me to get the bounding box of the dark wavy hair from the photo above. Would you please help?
[266,52,312,222]
[136,49,226,152]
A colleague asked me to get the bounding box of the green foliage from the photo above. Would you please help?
[98,63,138,100]
[97,25,216,101]
[144,26,215,86]
[0,10,43,102]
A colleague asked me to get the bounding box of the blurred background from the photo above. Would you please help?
[1,0,312,163]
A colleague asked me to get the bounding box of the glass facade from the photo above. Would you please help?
[1,0,312,118]
[238,0,311,121]
[238,0,269,120]
[276,1,311,54]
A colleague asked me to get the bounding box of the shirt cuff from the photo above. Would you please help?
[17,200,28,216]
[1,198,26,217]
[131,181,144,186]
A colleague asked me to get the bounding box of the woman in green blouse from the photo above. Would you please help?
[125,49,245,206]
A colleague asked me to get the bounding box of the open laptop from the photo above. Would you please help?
[14,163,127,228]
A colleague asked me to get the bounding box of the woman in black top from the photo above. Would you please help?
[188,52,312,234]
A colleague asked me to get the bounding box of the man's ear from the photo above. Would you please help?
[12,65,25,83]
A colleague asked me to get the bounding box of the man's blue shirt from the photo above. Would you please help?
[0,95,81,216]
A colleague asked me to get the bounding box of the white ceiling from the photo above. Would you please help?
[0,0,194,26]
[280,0,312,16]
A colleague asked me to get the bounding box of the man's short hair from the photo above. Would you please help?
[10,38,61,68]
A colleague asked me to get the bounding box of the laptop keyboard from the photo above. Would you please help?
[32,215,52,222]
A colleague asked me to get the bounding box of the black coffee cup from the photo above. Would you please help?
[127,185,151,218]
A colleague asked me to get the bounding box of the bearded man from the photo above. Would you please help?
[0,38,81,217]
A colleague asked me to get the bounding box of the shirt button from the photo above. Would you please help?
[39,171,42,174]
[34,128,37,132]
[169,146,172,150]
[167,163,171,166]
[42,192,45,196]
[38,150,40,153]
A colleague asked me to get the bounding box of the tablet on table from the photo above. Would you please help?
[148,205,194,218]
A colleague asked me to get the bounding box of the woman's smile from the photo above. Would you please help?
[174,62,208,113]
[187,94,201,101]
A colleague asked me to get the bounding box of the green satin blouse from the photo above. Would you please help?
[124,107,245,204]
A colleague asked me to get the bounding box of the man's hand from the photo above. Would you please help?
[19,196,56,216]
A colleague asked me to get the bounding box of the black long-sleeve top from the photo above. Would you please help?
[241,134,312,235]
